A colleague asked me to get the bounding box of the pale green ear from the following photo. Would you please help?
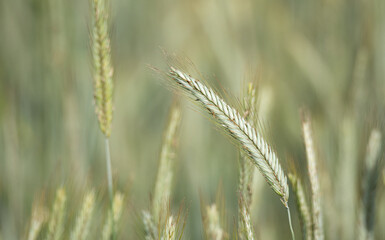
[162,216,177,240]
[167,67,289,205]
[238,82,257,240]
[91,0,114,139]
[27,201,49,240]
[152,104,181,225]
[102,192,124,240]
[301,113,324,240]
[70,190,95,240]
[46,188,67,240]
[288,174,312,240]
[166,67,295,239]
[90,1,117,238]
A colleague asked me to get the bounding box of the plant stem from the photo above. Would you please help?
[105,138,115,239]
[287,206,296,240]
[105,138,113,203]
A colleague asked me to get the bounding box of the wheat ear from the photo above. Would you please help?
[162,216,177,240]
[70,191,95,240]
[142,210,157,240]
[168,68,295,239]
[238,83,256,240]
[27,204,48,240]
[45,188,66,240]
[168,68,289,205]
[289,174,312,240]
[92,0,114,138]
[205,204,224,240]
[102,192,124,240]
[238,196,255,240]
[239,83,257,207]
[152,105,181,224]
[301,114,324,240]
[92,0,114,196]
[357,129,382,240]
[91,0,116,237]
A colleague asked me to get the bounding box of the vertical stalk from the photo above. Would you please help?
[287,206,296,240]
[105,138,115,239]
[105,138,113,203]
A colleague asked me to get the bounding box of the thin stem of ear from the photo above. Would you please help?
[105,138,113,203]
[287,206,296,240]
[105,138,116,239]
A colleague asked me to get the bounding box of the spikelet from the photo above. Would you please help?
[102,192,124,240]
[289,174,312,240]
[238,196,255,240]
[243,83,258,125]
[152,105,181,223]
[27,203,48,240]
[46,188,67,240]
[92,0,114,137]
[239,83,257,207]
[70,191,95,240]
[142,210,157,240]
[205,204,224,240]
[162,216,176,240]
[238,83,256,240]
[168,68,289,205]
[357,129,382,240]
[301,113,323,240]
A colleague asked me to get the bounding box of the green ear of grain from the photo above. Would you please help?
[162,216,176,240]
[167,67,289,206]
[102,192,124,240]
[91,1,116,238]
[70,191,95,240]
[239,83,257,207]
[152,104,181,224]
[301,113,323,240]
[27,204,48,240]
[92,0,114,138]
[238,196,255,240]
[204,204,224,240]
[289,174,312,240]
[142,210,157,240]
[167,67,295,239]
[45,188,67,240]
[238,83,256,240]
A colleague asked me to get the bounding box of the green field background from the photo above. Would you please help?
[1,0,385,239]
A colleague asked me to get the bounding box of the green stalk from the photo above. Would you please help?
[105,138,115,239]
[287,206,296,240]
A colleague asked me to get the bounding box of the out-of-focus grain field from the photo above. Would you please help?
[0,0,385,239]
